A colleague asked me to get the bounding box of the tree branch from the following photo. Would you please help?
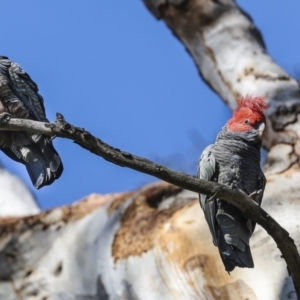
[2,114,300,296]
[143,0,300,176]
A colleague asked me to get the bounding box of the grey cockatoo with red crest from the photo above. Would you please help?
[197,96,268,272]
[0,56,63,189]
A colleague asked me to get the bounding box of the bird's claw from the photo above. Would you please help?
[50,135,57,141]
[207,192,217,202]
[230,183,239,190]
[249,189,262,202]
[249,189,262,198]
[0,112,12,125]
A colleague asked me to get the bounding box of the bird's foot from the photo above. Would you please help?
[207,192,218,202]
[249,189,262,203]
[50,135,57,141]
[230,183,239,190]
[0,112,12,125]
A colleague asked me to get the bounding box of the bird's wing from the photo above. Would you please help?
[255,170,266,206]
[248,169,266,233]
[197,144,219,245]
[0,56,47,122]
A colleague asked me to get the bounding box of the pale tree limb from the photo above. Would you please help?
[0,167,39,217]
[0,0,299,299]
[0,180,298,299]
[143,0,300,176]
[1,114,300,297]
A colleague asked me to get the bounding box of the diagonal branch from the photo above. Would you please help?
[1,113,300,297]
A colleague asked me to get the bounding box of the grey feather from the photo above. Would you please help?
[197,125,266,272]
[197,145,218,246]
[0,56,63,188]
[0,56,46,121]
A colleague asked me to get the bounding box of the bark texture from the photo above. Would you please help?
[0,180,298,299]
[0,166,39,218]
[145,0,300,175]
[0,0,299,299]
[141,0,300,298]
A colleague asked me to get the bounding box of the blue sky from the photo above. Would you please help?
[0,1,299,209]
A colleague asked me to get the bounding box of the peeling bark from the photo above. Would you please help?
[0,167,39,218]
[0,180,298,299]
[0,0,299,299]
[0,115,298,299]
[143,0,300,174]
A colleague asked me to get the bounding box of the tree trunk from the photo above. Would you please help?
[0,0,299,299]
[0,166,39,218]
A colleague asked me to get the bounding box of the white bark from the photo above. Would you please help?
[0,0,299,299]
[0,167,39,217]
[0,180,297,300]
[145,0,300,174]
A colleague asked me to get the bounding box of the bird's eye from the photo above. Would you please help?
[244,119,250,124]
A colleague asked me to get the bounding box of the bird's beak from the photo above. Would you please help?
[257,122,265,138]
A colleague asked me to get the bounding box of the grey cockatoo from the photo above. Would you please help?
[0,56,63,189]
[197,96,268,272]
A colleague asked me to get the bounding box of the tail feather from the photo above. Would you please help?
[218,231,254,272]
[22,140,63,189]
[25,153,50,189]
[217,211,254,272]
[0,131,63,189]
[13,133,63,188]
[36,136,63,176]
